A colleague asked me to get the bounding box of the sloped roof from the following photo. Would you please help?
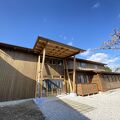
[0,42,35,54]
[33,36,85,58]
[69,57,106,65]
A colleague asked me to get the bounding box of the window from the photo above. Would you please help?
[77,73,89,84]
[80,75,84,83]
[52,59,56,64]
[84,74,89,83]
[45,58,49,64]
[49,59,52,64]
[58,60,63,66]
[80,63,87,68]
[94,65,98,70]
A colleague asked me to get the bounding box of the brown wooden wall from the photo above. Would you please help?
[42,63,64,79]
[75,72,99,95]
[0,48,37,101]
[99,74,120,92]
[91,74,120,92]
[67,60,105,71]
[76,83,98,96]
[91,74,103,91]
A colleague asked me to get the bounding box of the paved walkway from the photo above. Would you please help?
[34,97,94,120]
[60,98,95,114]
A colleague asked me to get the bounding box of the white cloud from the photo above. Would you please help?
[67,41,73,46]
[87,53,120,71]
[81,49,91,56]
[88,53,107,63]
[88,53,119,64]
[92,2,100,8]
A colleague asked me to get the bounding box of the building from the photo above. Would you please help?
[0,36,120,101]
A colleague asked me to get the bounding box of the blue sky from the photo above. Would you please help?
[0,0,120,70]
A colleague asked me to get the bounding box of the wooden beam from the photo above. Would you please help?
[40,47,46,97]
[63,59,66,93]
[35,55,41,98]
[45,50,71,55]
[65,59,73,92]
[65,51,80,58]
[73,55,76,93]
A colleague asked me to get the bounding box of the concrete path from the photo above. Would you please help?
[34,97,93,120]
[60,98,95,114]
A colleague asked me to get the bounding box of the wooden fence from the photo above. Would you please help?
[76,83,98,96]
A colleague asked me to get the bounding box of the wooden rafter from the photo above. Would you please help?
[33,36,85,58]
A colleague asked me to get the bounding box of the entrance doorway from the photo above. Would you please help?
[43,79,64,96]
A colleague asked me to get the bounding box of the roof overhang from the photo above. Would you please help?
[0,42,36,54]
[33,36,85,58]
[68,57,106,65]
[70,69,120,75]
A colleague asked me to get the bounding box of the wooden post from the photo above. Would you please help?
[40,48,46,97]
[35,55,41,98]
[73,55,76,93]
[65,59,73,93]
[63,59,66,93]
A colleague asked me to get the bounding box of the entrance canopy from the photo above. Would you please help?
[33,36,85,58]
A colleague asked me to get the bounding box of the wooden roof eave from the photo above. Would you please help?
[33,36,85,58]
[34,36,85,51]
[0,42,37,54]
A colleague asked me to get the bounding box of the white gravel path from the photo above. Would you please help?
[62,88,120,120]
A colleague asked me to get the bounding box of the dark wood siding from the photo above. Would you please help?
[0,48,37,101]
[99,74,120,91]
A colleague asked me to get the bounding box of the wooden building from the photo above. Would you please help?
[67,58,120,96]
[0,36,120,101]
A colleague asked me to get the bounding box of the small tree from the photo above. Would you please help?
[104,66,112,72]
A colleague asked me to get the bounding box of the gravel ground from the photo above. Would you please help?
[0,100,45,120]
[1,88,120,120]
[61,88,120,120]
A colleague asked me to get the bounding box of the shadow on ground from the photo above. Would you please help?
[34,96,92,120]
[0,100,45,120]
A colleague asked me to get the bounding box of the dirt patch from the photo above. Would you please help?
[0,100,45,120]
